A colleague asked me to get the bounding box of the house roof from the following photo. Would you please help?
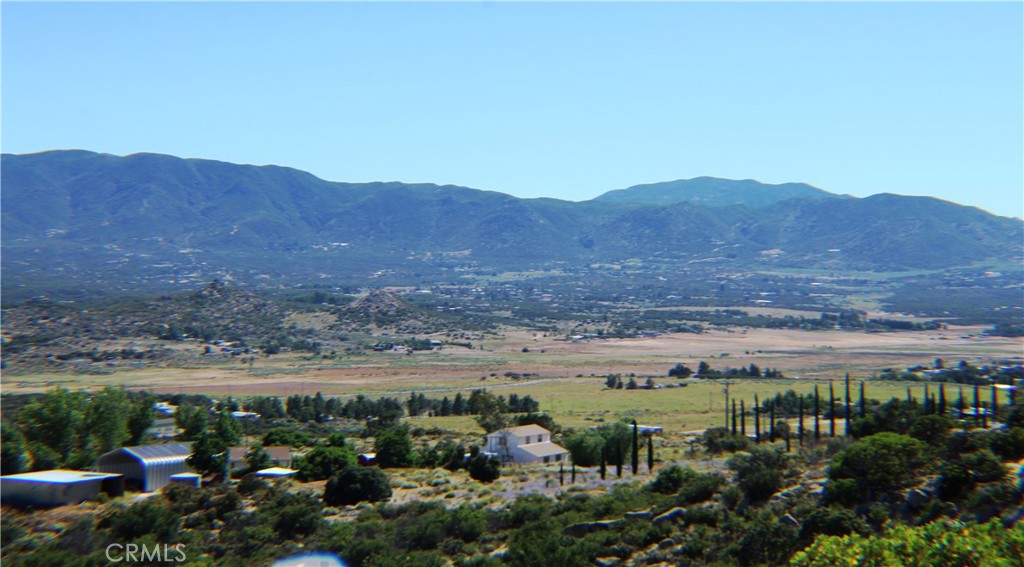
[266,446,292,461]
[230,446,292,462]
[516,441,568,458]
[489,424,549,438]
[1,470,123,484]
[254,467,297,478]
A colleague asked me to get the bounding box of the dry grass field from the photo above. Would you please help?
[4,323,1019,447]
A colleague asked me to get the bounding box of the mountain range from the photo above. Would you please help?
[2,150,1021,298]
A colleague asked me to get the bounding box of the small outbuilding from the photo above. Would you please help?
[254,467,297,479]
[0,470,124,507]
[97,443,193,492]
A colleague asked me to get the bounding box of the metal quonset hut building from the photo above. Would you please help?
[97,443,193,492]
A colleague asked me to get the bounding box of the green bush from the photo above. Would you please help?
[105,499,180,542]
[375,426,414,468]
[908,414,955,447]
[729,446,789,504]
[324,467,392,506]
[822,478,862,507]
[467,454,501,483]
[937,461,975,501]
[960,449,1007,483]
[262,427,314,447]
[448,504,487,543]
[701,427,753,454]
[988,427,1024,461]
[829,433,926,493]
[648,465,695,494]
[798,506,871,544]
[294,445,356,481]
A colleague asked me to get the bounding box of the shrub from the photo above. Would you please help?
[648,465,695,494]
[678,472,725,505]
[262,427,314,447]
[792,519,1024,567]
[829,433,926,493]
[701,427,753,454]
[106,499,180,542]
[261,490,324,539]
[964,481,1023,521]
[988,427,1024,461]
[908,414,955,447]
[822,478,862,507]
[960,449,1007,483]
[294,445,356,481]
[798,506,871,544]
[448,504,487,543]
[729,447,789,504]
[937,461,975,501]
[467,454,501,483]
[565,429,605,466]
[324,467,392,506]
[375,426,414,468]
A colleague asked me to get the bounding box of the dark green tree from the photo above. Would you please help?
[375,425,414,468]
[324,467,392,506]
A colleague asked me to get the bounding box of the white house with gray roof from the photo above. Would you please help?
[486,424,569,465]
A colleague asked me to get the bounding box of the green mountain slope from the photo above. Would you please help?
[2,150,1020,298]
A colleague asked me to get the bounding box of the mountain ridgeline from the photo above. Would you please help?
[2,150,1021,298]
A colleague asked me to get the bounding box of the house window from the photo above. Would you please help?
[544,456,550,463]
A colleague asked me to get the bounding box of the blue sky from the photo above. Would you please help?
[3,1,1022,218]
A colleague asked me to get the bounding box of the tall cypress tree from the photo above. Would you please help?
[754,394,761,443]
[647,435,654,472]
[924,385,931,414]
[813,385,821,440]
[740,400,746,437]
[731,400,738,435]
[859,381,866,418]
[844,373,852,437]
[991,384,999,422]
[798,396,805,447]
[631,420,639,475]
[770,401,776,442]
[939,383,947,415]
[829,382,836,437]
[974,384,982,428]
[600,446,607,480]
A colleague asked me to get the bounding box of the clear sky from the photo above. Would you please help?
[3,1,1022,218]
